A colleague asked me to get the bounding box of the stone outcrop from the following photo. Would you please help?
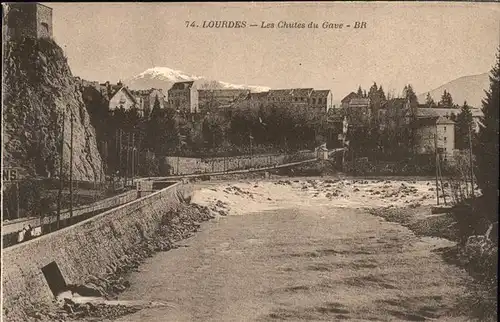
[2,37,103,180]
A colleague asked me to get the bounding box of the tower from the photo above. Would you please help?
[4,2,53,41]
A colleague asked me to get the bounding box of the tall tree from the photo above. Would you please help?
[357,86,363,97]
[368,82,379,101]
[403,84,418,105]
[455,101,474,150]
[425,92,437,108]
[439,90,454,108]
[474,49,499,204]
[378,86,387,102]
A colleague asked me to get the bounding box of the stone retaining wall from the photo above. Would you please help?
[2,182,192,322]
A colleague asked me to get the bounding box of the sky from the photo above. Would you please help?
[45,2,499,99]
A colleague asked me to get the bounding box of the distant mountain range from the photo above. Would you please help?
[124,67,270,93]
[417,73,490,108]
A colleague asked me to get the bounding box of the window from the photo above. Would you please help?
[444,126,447,132]
[294,98,298,102]
[444,137,447,142]
[41,22,49,34]
[312,98,316,104]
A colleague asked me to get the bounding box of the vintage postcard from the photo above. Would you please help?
[1,2,499,321]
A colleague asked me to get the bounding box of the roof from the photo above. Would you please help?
[170,81,195,90]
[349,98,370,107]
[416,107,483,118]
[414,116,455,127]
[268,89,293,98]
[248,92,269,99]
[291,88,314,97]
[311,90,331,98]
[436,116,455,125]
[112,87,138,104]
[328,108,346,122]
[341,92,360,103]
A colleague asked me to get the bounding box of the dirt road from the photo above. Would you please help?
[112,180,472,322]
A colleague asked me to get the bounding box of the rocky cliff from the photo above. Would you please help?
[2,37,103,181]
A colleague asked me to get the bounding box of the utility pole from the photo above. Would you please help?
[131,132,135,185]
[119,129,123,187]
[434,134,440,205]
[125,131,130,186]
[57,110,65,229]
[69,108,74,222]
[468,123,475,198]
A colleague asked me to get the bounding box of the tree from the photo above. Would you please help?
[455,101,474,150]
[425,93,437,108]
[439,90,454,108]
[357,86,363,97]
[378,86,387,102]
[403,84,418,105]
[474,49,499,203]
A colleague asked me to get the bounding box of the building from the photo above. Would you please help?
[415,116,455,160]
[107,83,140,115]
[379,98,412,131]
[416,107,483,133]
[341,92,361,109]
[131,88,166,117]
[4,3,53,41]
[198,89,250,111]
[168,81,198,113]
[265,88,333,112]
[345,98,371,127]
[326,107,348,148]
[310,90,333,113]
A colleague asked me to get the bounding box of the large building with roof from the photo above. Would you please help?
[415,116,455,158]
[168,81,199,114]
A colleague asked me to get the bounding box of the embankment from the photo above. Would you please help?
[1,182,193,322]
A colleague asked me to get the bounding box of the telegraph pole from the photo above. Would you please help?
[69,108,74,222]
[119,129,123,186]
[57,110,65,229]
[131,132,135,185]
[434,134,440,205]
[468,123,475,198]
[125,132,130,186]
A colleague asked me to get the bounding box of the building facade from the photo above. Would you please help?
[131,88,166,117]
[198,89,250,111]
[345,98,371,127]
[108,86,139,114]
[168,81,198,113]
[415,116,455,159]
[4,3,53,41]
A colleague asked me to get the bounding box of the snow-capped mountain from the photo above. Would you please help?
[124,67,270,93]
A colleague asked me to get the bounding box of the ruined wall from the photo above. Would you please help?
[2,183,192,322]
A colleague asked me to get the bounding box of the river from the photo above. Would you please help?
[110,179,471,321]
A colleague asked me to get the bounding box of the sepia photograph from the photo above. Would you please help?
[1,1,499,321]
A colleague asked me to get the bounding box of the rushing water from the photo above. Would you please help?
[110,203,470,322]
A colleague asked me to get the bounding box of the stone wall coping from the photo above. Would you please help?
[3,181,182,253]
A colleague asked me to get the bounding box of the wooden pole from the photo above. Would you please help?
[57,110,65,230]
[131,132,135,185]
[69,108,74,222]
[437,154,447,205]
[16,181,20,219]
[468,123,475,198]
[434,134,440,205]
